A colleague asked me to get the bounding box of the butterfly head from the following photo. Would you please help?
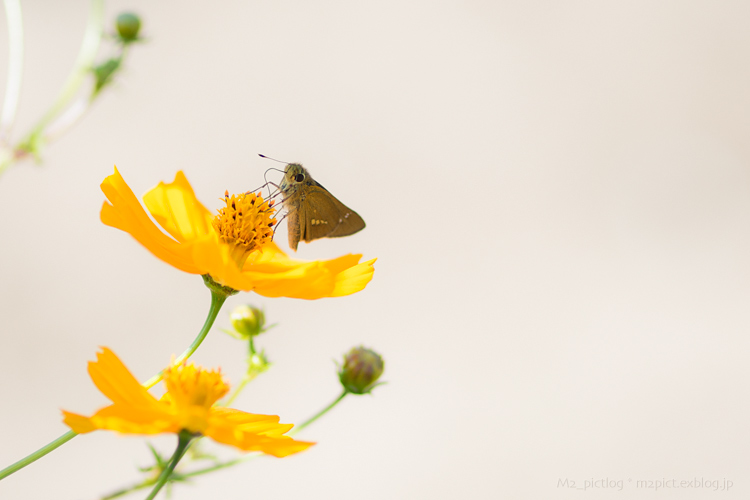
[280,163,309,192]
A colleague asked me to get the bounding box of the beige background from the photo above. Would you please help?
[1,1,750,498]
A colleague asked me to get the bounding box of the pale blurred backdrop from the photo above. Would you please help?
[1,1,750,499]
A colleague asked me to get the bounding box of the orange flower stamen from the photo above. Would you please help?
[163,363,230,434]
[212,191,277,268]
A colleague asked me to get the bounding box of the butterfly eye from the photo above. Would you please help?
[295,173,305,182]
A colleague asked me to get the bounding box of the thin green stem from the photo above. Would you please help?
[0,0,23,142]
[0,0,103,176]
[31,0,103,135]
[0,431,75,481]
[144,433,192,500]
[100,449,259,497]
[291,390,348,435]
[180,454,256,479]
[45,43,129,143]
[142,291,227,389]
[100,479,154,500]
[0,289,228,482]
[222,376,252,407]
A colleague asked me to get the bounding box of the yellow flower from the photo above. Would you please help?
[62,348,313,458]
[100,167,375,299]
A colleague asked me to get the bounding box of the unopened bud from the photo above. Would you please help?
[229,305,266,338]
[116,12,142,43]
[338,347,384,395]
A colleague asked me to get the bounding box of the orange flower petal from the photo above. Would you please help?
[63,349,313,458]
[206,409,314,457]
[142,171,214,243]
[330,258,377,297]
[101,167,202,274]
[86,348,162,410]
[242,244,375,299]
[189,233,255,291]
[61,411,98,434]
[86,404,178,435]
[100,167,203,274]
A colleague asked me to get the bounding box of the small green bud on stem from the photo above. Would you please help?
[116,12,142,43]
[229,305,266,339]
[338,347,384,395]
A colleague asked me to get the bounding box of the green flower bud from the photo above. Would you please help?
[246,351,271,377]
[116,12,142,43]
[229,305,266,338]
[338,347,384,395]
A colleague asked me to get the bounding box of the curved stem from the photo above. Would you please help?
[142,290,227,389]
[31,0,103,134]
[0,431,75,481]
[100,479,154,500]
[144,433,192,500]
[0,0,23,142]
[0,289,227,482]
[291,391,348,435]
[221,376,251,408]
[180,454,255,479]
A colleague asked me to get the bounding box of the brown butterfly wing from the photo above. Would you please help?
[301,186,365,243]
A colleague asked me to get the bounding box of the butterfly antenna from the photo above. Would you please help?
[258,154,289,164]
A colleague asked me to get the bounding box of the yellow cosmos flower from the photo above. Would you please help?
[100,167,375,299]
[62,348,313,458]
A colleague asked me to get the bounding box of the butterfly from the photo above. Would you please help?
[278,163,366,251]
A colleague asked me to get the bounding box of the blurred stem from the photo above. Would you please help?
[45,42,130,143]
[290,390,348,435]
[0,431,75,481]
[0,289,227,482]
[100,451,258,499]
[0,0,23,143]
[222,375,252,407]
[30,0,103,135]
[142,290,228,389]
[220,337,259,407]
[144,433,192,500]
[180,454,256,478]
[0,0,103,176]
[100,478,154,500]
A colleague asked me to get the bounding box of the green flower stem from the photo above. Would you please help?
[100,479,154,500]
[0,431,76,481]
[0,0,24,142]
[221,375,252,408]
[180,454,256,478]
[45,42,129,143]
[0,0,103,176]
[220,337,259,407]
[144,433,192,500]
[142,290,227,389]
[100,450,258,498]
[291,390,348,435]
[0,289,228,482]
[29,0,103,135]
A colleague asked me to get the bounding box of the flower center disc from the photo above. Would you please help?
[213,191,277,265]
